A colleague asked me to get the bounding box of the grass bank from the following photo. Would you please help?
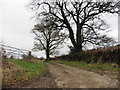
[50,60,119,71]
[3,59,47,87]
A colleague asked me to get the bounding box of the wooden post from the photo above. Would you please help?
[0,48,2,60]
[0,48,2,89]
[28,51,32,61]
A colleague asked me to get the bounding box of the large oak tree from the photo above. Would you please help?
[29,0,119,53]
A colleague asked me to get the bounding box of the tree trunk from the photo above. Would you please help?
[46,40,50,59]
[74,43,82,52]
[46,50,50,59]
[75,11,83,53]
[60,7,82,53]
[68,26,82,53]
[75,24,82,52]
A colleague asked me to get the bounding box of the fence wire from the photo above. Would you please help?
[0,42,30,59]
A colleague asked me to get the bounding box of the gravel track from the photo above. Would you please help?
[46,62,118,88]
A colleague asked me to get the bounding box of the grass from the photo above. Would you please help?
[9,59,47,78]
[50,60,119,71]
[3,59,47,87]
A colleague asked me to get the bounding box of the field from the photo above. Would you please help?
[2,59,47,87]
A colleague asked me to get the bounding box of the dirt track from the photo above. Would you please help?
[11,70,57,88]
[11,62,118,88]
[46,62,118,88]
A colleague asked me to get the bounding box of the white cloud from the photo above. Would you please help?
[101,13,118,41]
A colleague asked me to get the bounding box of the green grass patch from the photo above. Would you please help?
[50,60,119,71]
[3,59,47,87]
[9,59,47,79]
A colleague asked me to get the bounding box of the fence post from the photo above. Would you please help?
[0,48,2,89]
[0,48,2,60]
[28,51,32,61]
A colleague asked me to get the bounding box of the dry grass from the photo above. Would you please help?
[0,68,2,88]
[2,59,47,87]
[2,60,28,87]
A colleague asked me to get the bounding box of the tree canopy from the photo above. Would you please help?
[29,0,119,53]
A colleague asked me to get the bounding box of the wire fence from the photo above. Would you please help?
[0,42,30,59]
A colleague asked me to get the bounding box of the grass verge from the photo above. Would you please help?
[50,60,119,71]
[3,59,47,87]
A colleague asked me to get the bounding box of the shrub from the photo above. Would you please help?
[58,45,119,64]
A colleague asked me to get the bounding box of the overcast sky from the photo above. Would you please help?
[0,0,118,58]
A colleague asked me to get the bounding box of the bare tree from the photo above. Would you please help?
[29,0,119,53]
[32,16,67,59]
